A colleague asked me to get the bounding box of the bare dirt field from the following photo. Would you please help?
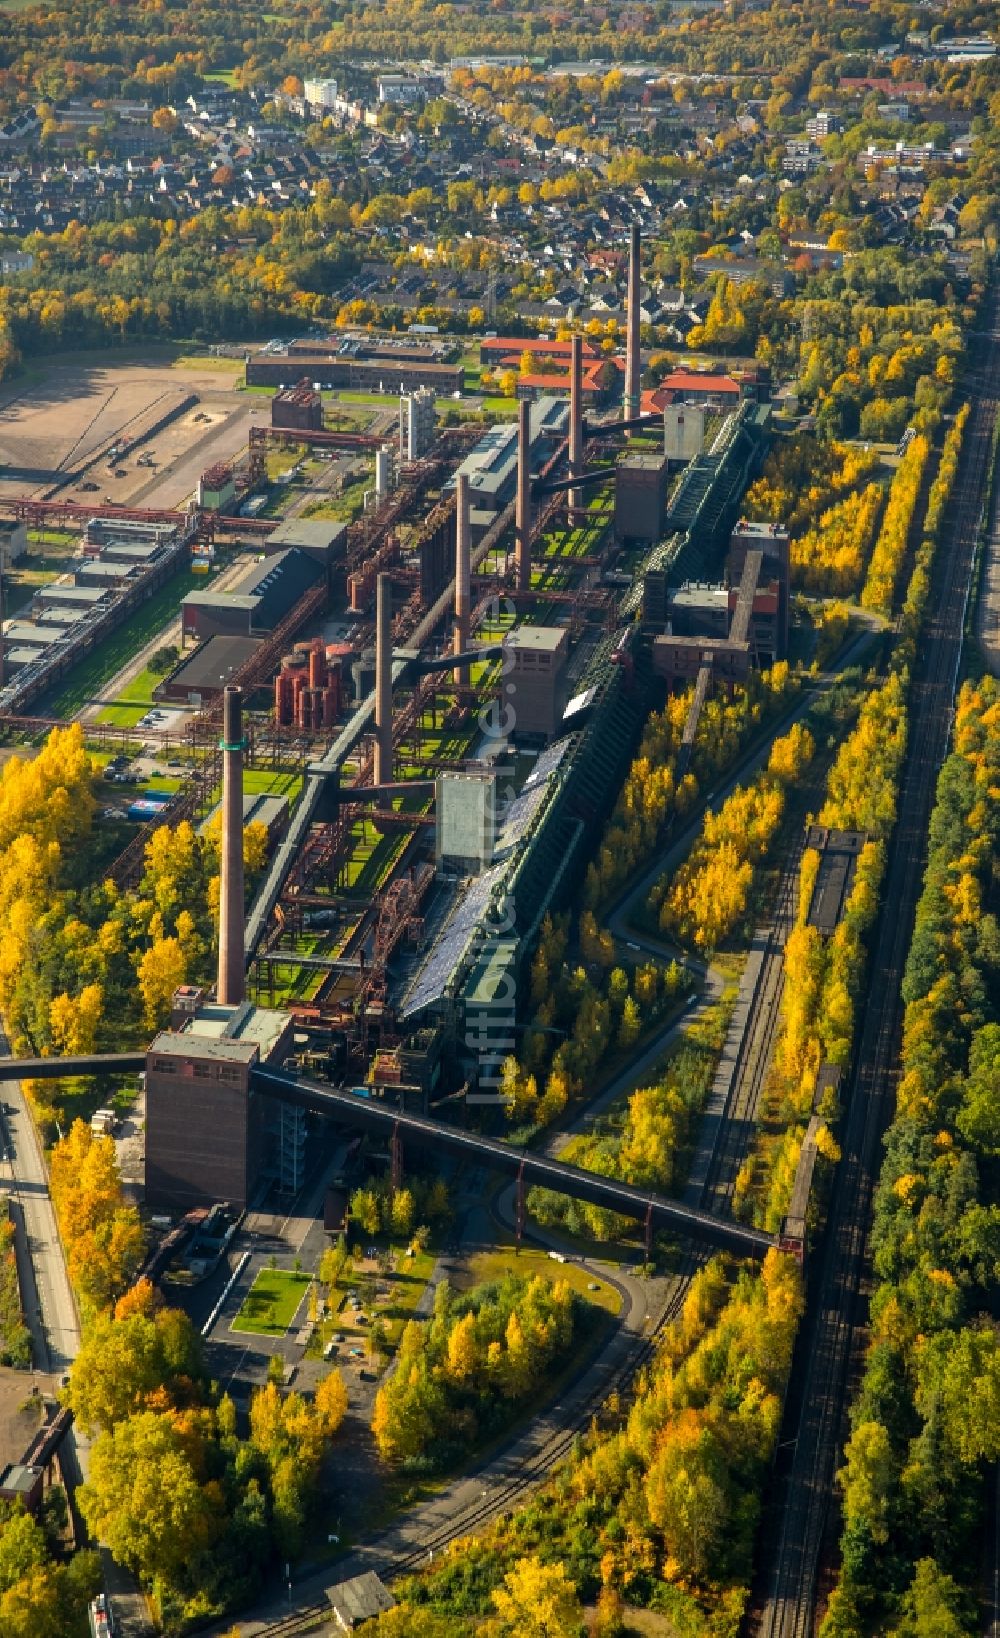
[0,355,262,509]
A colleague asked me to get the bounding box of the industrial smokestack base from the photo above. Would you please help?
[625,222,641,430]
[217,686,246,1007]
[453,471,471,687]
[568,332,584,525]
[515,398,531,593]
[374,572,393,790]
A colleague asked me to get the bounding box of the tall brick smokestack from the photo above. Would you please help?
[515,397,531,593]
[568,331,584,523]
[374,572,392,789]
[625,221,641,427]
[453,471,471,687]
[217,686,246,1007]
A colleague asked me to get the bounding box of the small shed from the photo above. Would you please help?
[326,1571,395,1630]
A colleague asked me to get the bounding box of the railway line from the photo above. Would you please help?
[752,301,1000,1638]
[699,825,804,1220]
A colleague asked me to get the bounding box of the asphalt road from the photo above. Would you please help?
[0,1044,80,1375]
[0,1038,156,1638]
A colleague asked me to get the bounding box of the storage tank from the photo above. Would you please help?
[274,672,294,725]
[308,644,327,690]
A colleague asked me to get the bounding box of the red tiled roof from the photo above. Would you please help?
[661,370,741,394]
[481,336,602,358]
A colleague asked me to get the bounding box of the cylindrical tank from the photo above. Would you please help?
[274,672,294,725]
[322,682,338,727]
[308,645,326,690]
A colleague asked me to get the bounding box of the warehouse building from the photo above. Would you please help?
[155,635,264,704]
[32,584,111,614]
[247,351,461,395]
[263,518,347,577]
[182,548,325,642]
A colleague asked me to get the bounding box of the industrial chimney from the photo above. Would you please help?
[217,686,246,1007]
[625,222,641,427]
[568,332,584,524]
[453,472,471,686]
[515,397,531,592]
[374,572,392,789]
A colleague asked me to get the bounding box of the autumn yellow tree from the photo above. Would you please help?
[137,936,187,1029]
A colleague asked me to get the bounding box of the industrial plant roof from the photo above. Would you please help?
[1,621,64,646]
[163,635,263,692]
[184,592,261,611]
[34,584,109,604]
[150,1001,290,1065]
[187,1000,289,1057]
[401,736,573,1020]
[452,395,569,498]
[507,625,567,654]
[74,561,135,580]
[267,518,347,552]
[231,547,324,626]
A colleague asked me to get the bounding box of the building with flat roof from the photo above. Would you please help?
[264,518,347,572]
[146,997,294,1212]
[1,620,65,649]
[74,560,137,589]
[304,77,338,108]
[615,452,669,544]
[156,635,264,703]
[32,584,109,612]
[505,625,569,739]
[247,351,461,394]
[400,386,436,461]
[272,380,324,432]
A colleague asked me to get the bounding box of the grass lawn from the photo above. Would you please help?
[97,658,177,726]
[41,568,205,718]
[204,69,239,85]
[302,471,370,525]
[243,767,304,801]
[460,1247,622,1315]
[232,1268,312,1336]
[172,354,245,375]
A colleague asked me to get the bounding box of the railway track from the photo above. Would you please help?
[702,826,805,1217]
[752,306,1000,1638]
